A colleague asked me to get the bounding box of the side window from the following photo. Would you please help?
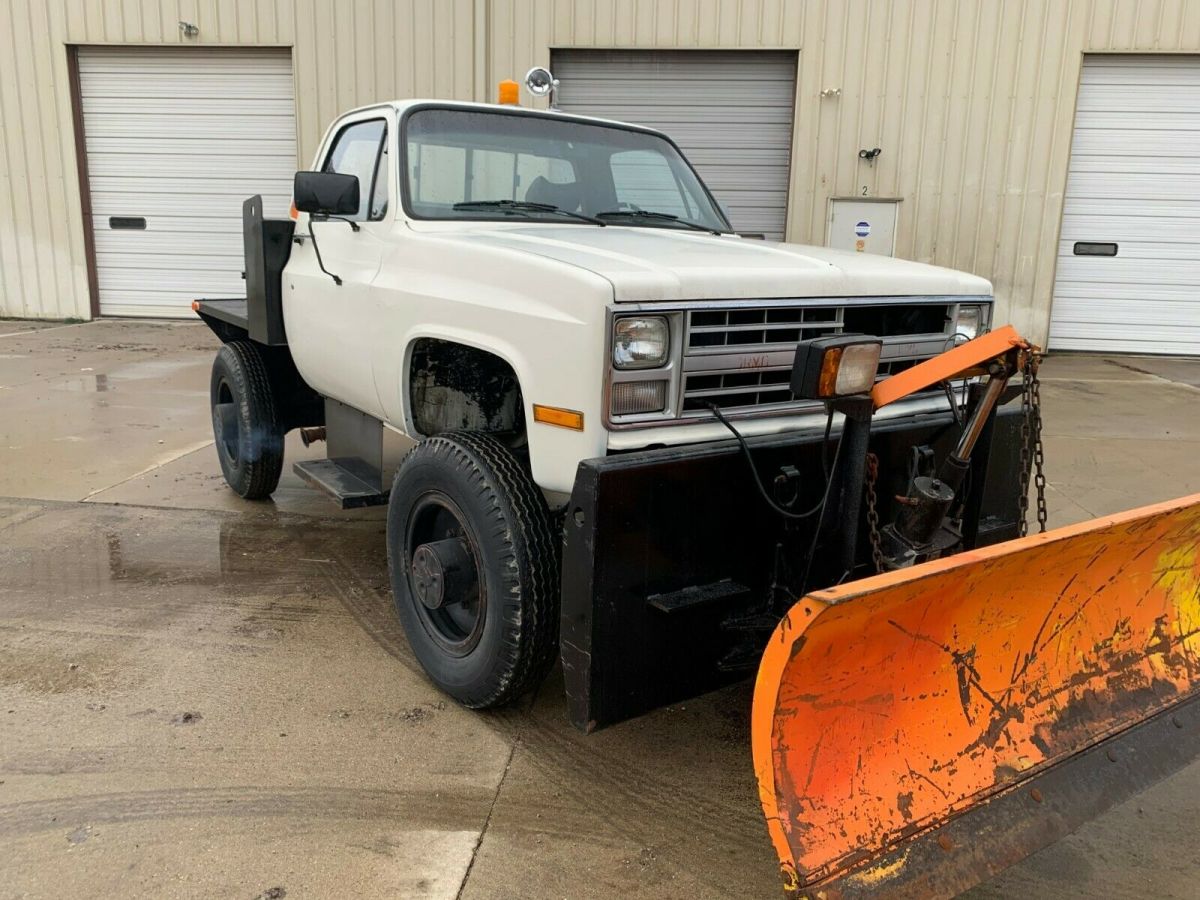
[322,119,388,221]
[609,149,694,218]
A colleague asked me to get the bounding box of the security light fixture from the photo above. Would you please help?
[524,66,560,107]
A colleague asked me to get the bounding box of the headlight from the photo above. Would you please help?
[613,316,669,369]
[953,305,984,342]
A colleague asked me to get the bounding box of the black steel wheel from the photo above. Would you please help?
[387,432,559,708]
[209,341,284,500]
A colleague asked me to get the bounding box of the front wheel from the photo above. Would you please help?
[386,432,560,708]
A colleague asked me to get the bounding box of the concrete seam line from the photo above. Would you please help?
[0,321,91,339]
[80,439,215,501]
[455,740,519,900]
[58,495,381,527]
[1103,361,1200,394]
[1036,377,1158,384]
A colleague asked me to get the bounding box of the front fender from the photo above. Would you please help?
[393,326,607,495]
[366,232,616,494]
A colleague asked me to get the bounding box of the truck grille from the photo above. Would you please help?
[681,302,951,415]
[687,306,843,351]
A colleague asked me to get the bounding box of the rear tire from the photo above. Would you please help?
[210,341,284,500]
[387,432,560,708]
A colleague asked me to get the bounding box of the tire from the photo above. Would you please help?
[209,341,284,500]
[387,432,560,708]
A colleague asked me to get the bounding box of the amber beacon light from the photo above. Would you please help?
[497,80,520,105]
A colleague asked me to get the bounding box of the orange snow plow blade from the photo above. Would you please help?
[752,494,1200,898]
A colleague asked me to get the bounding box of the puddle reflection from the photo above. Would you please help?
[56,373,109,393]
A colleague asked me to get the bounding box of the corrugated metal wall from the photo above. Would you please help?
[500,0,1200,342]
[552,49,799,239]
[0,0,478,320]
[3,0,1200,342]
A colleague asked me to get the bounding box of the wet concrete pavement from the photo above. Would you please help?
[1,320,1199,899]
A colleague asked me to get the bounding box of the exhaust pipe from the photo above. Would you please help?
[299,427,326,447]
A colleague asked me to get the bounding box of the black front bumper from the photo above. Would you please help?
[559,400,1025,732]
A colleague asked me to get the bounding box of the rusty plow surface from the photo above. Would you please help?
[751,494,1200,898]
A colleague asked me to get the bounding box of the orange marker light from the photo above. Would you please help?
[816,346,844,398]
[792,336,883,401]
[289,201,298,220]
[533,404,584,430]
[190,300,200,312]
[498,79,520,105]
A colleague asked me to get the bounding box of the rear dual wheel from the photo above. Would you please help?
[387,432,560,708]
[209,341,284,500]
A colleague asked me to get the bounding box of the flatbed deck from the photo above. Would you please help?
[194,298,249,330]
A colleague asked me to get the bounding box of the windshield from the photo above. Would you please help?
[403,107,731,232]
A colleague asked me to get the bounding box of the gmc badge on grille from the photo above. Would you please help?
[736,354,770,369]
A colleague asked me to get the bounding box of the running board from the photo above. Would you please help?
[295,399,388,509]
[293,458,388,509]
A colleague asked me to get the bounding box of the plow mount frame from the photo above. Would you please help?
[559,400,1026,732]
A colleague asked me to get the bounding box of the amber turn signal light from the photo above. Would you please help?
[533,404,584,430]
[791,335,883,400]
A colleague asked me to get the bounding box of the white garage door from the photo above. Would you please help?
[552,50,797,241]
[1050,55,1200,354]
[78,48,296,318]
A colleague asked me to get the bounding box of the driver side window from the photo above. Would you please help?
[322,119,389,221]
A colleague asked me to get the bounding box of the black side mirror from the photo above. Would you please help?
[293,171,360,216]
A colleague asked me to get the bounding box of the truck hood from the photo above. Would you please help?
[439,225,992,302]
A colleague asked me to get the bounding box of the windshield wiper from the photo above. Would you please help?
[594,209,720,234]
[452,199,604,225]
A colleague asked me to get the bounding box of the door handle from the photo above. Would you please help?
[109,216,147,230]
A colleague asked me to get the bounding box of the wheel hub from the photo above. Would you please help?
[213,381,239,463]
[411,537,473,610]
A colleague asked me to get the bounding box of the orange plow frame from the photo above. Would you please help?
[752,493,1200,897]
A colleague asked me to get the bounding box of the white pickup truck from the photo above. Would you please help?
[195,94,1025,731]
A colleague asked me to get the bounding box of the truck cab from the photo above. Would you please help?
[195,96,1021,730]
[285,99,991,492]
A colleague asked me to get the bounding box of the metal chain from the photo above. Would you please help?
[865,452,886,573]
[1018,349,1049,536]
[1018,357,1032,537]
[1030,354,1049,533]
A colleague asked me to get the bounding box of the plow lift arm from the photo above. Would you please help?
[753,325,1200,897]
[866,324,1028,573]
[798,324,1029,590]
